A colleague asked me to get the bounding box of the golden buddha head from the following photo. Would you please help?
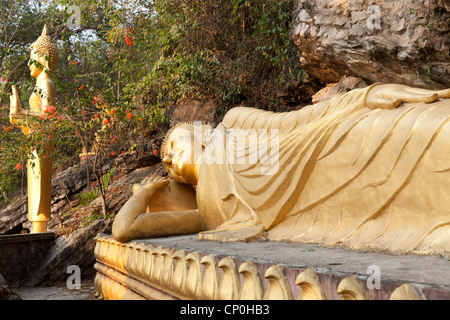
[29,25,59,76]
[161,123,211,186]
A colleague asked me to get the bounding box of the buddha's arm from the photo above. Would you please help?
[112,179,204,243]
[366,84,450,109]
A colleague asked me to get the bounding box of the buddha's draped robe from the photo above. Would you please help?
[196,85,450,255]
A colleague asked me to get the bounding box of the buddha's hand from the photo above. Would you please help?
[366,84,450,110]
[132,176,169,197]
[9,85,22,114]
[9,85,25,125]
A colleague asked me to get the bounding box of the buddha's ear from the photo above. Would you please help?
[30,51,48,71]
[38,53,50,70]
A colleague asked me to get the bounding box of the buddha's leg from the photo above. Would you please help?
[404,87,450,99]
[380,90,438,104]
[367,84,449,109]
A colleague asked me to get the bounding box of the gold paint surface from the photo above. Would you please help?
[93,235,431,300]
[9,26,58,233]
[113,84,450,255]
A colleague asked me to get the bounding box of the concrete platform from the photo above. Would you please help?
[138,234,450,290]
[14,283,96,300]
[94,233,450,300]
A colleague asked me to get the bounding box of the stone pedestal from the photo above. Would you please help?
[0,233,55,287]
[94,234,450,300]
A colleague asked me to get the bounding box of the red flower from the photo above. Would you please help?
[153,149,158,156]
[15,163,22,170]
[124,28,134,46]
[78,85,85,90]
[126,113,132,120]
[125,35,134,46]
[48,111,58,119]
[103,119,109,126]
[111,151,116,156]
[44,105,56,114]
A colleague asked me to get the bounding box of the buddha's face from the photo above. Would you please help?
[28,48,44,78]
[163,125,202,186]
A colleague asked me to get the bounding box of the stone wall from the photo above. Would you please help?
[0,233,55,287]
[291,0,449,89]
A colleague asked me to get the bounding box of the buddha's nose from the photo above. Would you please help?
[162,155,172,165]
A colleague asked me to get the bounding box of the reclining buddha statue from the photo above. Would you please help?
[113,83,450,255]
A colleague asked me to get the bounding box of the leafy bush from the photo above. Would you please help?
[0,0,302,205]
[132,0,300,112]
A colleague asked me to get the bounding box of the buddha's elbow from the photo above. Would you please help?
[111,189,150,243]
[112,219,132,243]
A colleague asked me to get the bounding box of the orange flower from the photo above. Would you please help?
[78,85,85,90]
[153,149,158,156]
[44,105,56,114]
[103,119,109,126]
[111,151,116,156]
[48,111,59,119]
[126,112,132,120]
[15,163,22,170]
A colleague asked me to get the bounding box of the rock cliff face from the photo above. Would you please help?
[0,161,97,235]
[291,0,449,89]
[0,141,161,235]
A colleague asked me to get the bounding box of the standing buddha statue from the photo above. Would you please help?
[9,25,59,233]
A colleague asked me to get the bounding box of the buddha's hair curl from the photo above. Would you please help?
[161,122,193,158]
[30,25,59,73]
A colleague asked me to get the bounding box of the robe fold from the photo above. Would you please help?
[197,86,450,255]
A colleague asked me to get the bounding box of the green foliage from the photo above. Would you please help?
[102,166,115,191]
[74,166,114,206]
[0,0,299,205]
[82,211,104,226]
[128,0,298,113]
[77,188,99,206]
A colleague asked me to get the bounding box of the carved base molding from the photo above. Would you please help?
[94,234,450,300]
